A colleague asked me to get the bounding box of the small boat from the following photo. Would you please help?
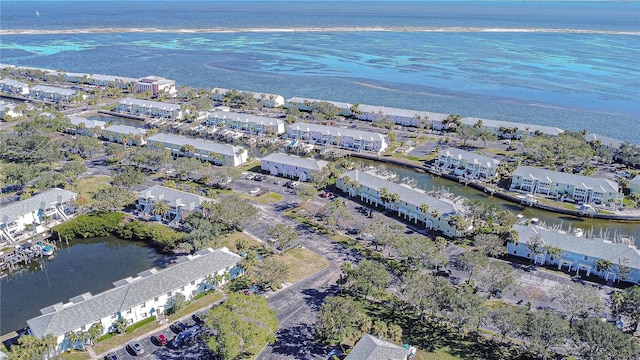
[36,10,40,17]
[529,218,539,225]
[573,228,584,238]
[36,241,54,256]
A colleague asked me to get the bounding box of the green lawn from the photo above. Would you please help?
[72,175,112,205]
[278,247,328,283]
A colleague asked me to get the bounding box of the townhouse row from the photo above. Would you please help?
[27,247,242,353]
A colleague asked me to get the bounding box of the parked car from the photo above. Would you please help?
[104,353,118,360]
[321,192,334,198]
[152,333,168,346]
[250,187,261,194]
[170,321,187,333]
[128,340,145,355]
[287,181,300,189]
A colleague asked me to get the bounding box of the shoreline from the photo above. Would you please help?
[2,26,640,36]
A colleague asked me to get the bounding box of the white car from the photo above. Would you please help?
[250,187,261,194]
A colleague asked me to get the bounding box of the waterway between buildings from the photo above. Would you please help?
[355,159,640,247]
[0,236,170,335]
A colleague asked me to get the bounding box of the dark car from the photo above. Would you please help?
[170,321,187,333]
[104,353,118,360]
[128,340,145,355]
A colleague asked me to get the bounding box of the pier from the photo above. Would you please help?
[0,236,57,274]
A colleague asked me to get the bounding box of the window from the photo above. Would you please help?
[111,314,117,320]
[154,297,159,302]
[141,302,146,308]
[584,256,589,260]
[191,281,195,285]
[513,251,517,255]
[180,286,185,291]
[167,291,172,297]
[81,325,86,331]
[127,309,132,314]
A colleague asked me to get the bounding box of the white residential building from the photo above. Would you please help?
[146,133,248,166]
[434,147,501,181]
[630,176,640,195]
[261,153,328,181]
[460,117,564,138]
[286,122,387,154]
[133,76,176,96]
[212,87,285,108]
[101,125,147,146]
[29,85,76,102]
[510,166,620,205]
[137,185,210,223]
[508,224,640,284]
[337,170,468,237]
[207,111,285,135]
[0,78,30,95]
[88,74,137,89]
[353,103,449,128]
[27,247,243,353]
[0,103,23,120]
[0,188,77,244]
[67,116,106,136]
[116,97,183,119]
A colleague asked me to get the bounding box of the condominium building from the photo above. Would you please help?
[207,111,285,135]
[460,117,564,138]
[0,78,30,95]
[133,76,176,96]
[509,224,640,284]
[0,188,77,244]
[67,116,106,136]
[137,185,210,224]
[212,87,285,108]
[434,147,501,181]
[29,85,76,102]
[510,166,620,205]
[101,125,147,146]
[284,97,352,116]
[286,122,387,154]
[146,133,248,166]
[27,247,243,353]
[116,97,183,119]
[337,170,468,237]
[261,153,328,181]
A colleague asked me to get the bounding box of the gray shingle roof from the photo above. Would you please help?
[30,85,75,96]
[261,153,328,171]
[0,188,76,225]
[90,74,137,83]
[513,224,640,269]
[103,124,147,136]
[209,111,284,127]
[356,103,449,121]
[513,166,618,193]
[584,133,625,148]
[631,176,640,186]
[288,122,385,142]
[139,185,209,208]
[146,133,240,157]
[118,97,179,110]
[285,97,352,110]
[461,117,564,136]
[27,248,241,338]
[68,116,106,129]
[440,147,501,168]
[0,78,29,88]
[341,170,461,215]
[345,334,408,360]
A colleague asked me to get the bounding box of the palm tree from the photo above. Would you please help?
[152,201,170,219]
[87,322,104,345]
[41,334,58,358]
[595,259,613,274]
[431,210,441,220]
[545,245,562,265]
[611,291,624,316]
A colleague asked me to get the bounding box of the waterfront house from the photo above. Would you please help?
[212,87,285,108]
[337,170,468,237]
[146,133,248,166]
[460,117,564,139]
[26,247,243,353]
[434,147,501,181]
[29,85,76,103]
[584,133,624,151]
[101,125,147,146]
[0,78,30,95]
[133,76,176,96]
[88,74,137,89]
[630,176,640,195]
[352,103,449,129]
[0,103,23,120]
[509,166,620,205]
[346,334,413,360]
[284,97,352,116]
[67,116,106,136]
[207,111,285,135]
[286,122,388,154]
[261,153,328,181]
[508,224,640,284]
[0,188,77,244]
[116,97,184,120]
[137,185,210,224]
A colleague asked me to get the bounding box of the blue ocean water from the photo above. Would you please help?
[1,1,639,142]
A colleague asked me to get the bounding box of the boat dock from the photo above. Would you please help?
[0,238,57,273]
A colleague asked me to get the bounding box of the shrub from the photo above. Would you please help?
[125,316,156,334]
[52,212,124,240]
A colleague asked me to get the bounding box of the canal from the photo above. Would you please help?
[0,236,170,335]
[356,159,640,247]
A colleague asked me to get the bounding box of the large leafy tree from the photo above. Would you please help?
[204,194,258,230]
[619,285,640,333]
[342,259,391,299]
[267,223,298,251]
[572,317,640,360]
[93,186,136,211]
[524,310,569,359]
[205,293,278,360]
[551,283,604,324]
[315,296,371,345]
